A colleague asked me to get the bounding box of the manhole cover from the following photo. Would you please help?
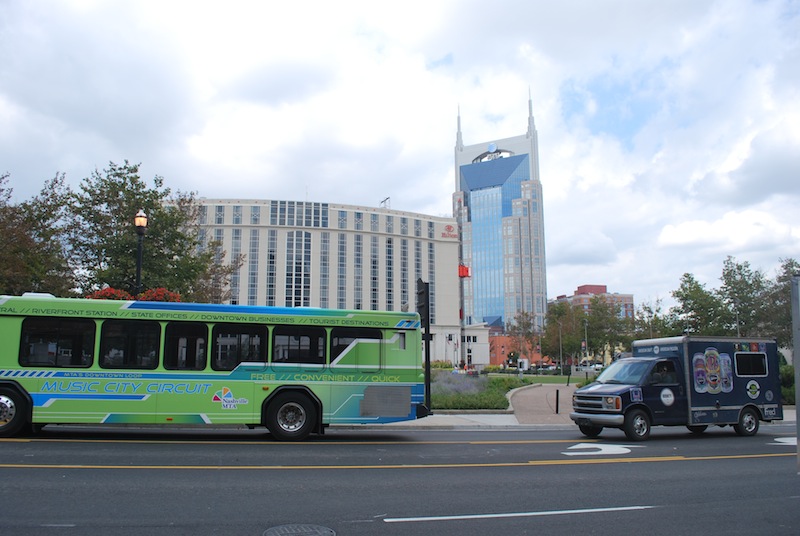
[263,525,336,536]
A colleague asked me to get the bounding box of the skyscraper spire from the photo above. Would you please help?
[526,87,536,138]
[456,105,464,151]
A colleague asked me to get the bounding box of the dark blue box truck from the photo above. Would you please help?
[570,336,783,441]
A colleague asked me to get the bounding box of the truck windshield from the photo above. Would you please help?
[595,359,651,385]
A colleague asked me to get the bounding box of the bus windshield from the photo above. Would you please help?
[594,359,652,385]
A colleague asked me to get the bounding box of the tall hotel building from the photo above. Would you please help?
[197,200,469,365]
[453,97,548,331]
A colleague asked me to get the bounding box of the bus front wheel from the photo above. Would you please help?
[265,392,317,441]
[0,388,28,438]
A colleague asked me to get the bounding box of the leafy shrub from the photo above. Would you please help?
[431,370,534,409]
[86,287,134,300]
[139,287,181,302]
[780,365,795,405]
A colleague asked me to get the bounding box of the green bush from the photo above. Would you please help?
[780,365,795,405]
[431,370,534,410]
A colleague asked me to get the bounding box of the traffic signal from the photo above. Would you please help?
[416,278,429,325]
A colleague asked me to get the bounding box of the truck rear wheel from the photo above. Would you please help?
[624,409,650,441]
[733,407,759,437]
[578,424,603,438]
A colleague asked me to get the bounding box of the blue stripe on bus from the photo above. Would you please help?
[31,393,149,407]
[123,301,348,317]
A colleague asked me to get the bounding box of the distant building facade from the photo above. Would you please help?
[553,284,635,319]
[197,199,473,366]
[453,97,548,334]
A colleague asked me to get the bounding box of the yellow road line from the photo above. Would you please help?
[0,452,792,471]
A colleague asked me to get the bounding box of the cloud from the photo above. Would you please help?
[1,0,799,309]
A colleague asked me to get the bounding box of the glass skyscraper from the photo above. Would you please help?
[453,97,548,332]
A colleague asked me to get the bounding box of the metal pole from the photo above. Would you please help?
[790,275,800,473]
[135,233,144,296]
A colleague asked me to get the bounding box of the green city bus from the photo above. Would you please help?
[0,294,428,440]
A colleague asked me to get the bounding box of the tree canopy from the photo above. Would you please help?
[1,162,241,301]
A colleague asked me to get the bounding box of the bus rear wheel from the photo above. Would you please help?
[265,392,317,441]
[0,388,27,438]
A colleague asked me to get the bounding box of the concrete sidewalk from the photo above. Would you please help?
[376,383,796,429]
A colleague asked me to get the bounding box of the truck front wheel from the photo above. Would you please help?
[624,409,651,441]
[578,424,603,438]
[733,407,759,437]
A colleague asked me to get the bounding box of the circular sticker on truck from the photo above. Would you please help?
[660,388,675,406]
[746,380,761,399]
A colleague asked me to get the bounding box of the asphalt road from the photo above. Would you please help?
[0,425,797,535]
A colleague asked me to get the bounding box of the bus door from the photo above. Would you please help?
[269,324,328,407]
[97,319,161,424]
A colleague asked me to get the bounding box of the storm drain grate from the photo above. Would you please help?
[263,525,336,536]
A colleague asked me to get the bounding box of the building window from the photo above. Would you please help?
[386,237,394,311]
[370,236,379,310]
[386,215,393,234]
[354,234,363,309]
[232,205,242,225]
[230,228,242,304]
[251,206,260,225]
[400,217,408,235]
[320,232,330,308]
[266,230,278,306]
[338,210,348,229]
[338,233,347,309]
[370,213,379,232]
[355,212,363,231]
[248,229,259,305]
[285,231,312,307]
[215,206,224,225]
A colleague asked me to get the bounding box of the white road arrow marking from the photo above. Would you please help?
[562,443,644,456]
[768,437,797,446]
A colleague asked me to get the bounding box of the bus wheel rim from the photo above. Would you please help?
[0,395,17,426]
[277,402,306,432]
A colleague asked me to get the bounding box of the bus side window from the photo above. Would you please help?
[19,317,95,368]
[330,327,381,360]
[164,322,208,370]
[100,320,160,369]
[273,325,326,365]
[211,323,267,371]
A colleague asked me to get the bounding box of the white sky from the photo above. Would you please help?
[2,0,799,308]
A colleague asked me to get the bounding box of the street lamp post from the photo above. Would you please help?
[134,209,148,296]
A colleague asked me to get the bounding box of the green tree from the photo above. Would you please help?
[718,256,770,337]
[586,295,632,360]
[763,258,799,349]
[505,310,539,362]
[68,161,241,299]
[670,273,727,335]
[0,173,74,295]
[634,298,680,339]
[541,301,584,366]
